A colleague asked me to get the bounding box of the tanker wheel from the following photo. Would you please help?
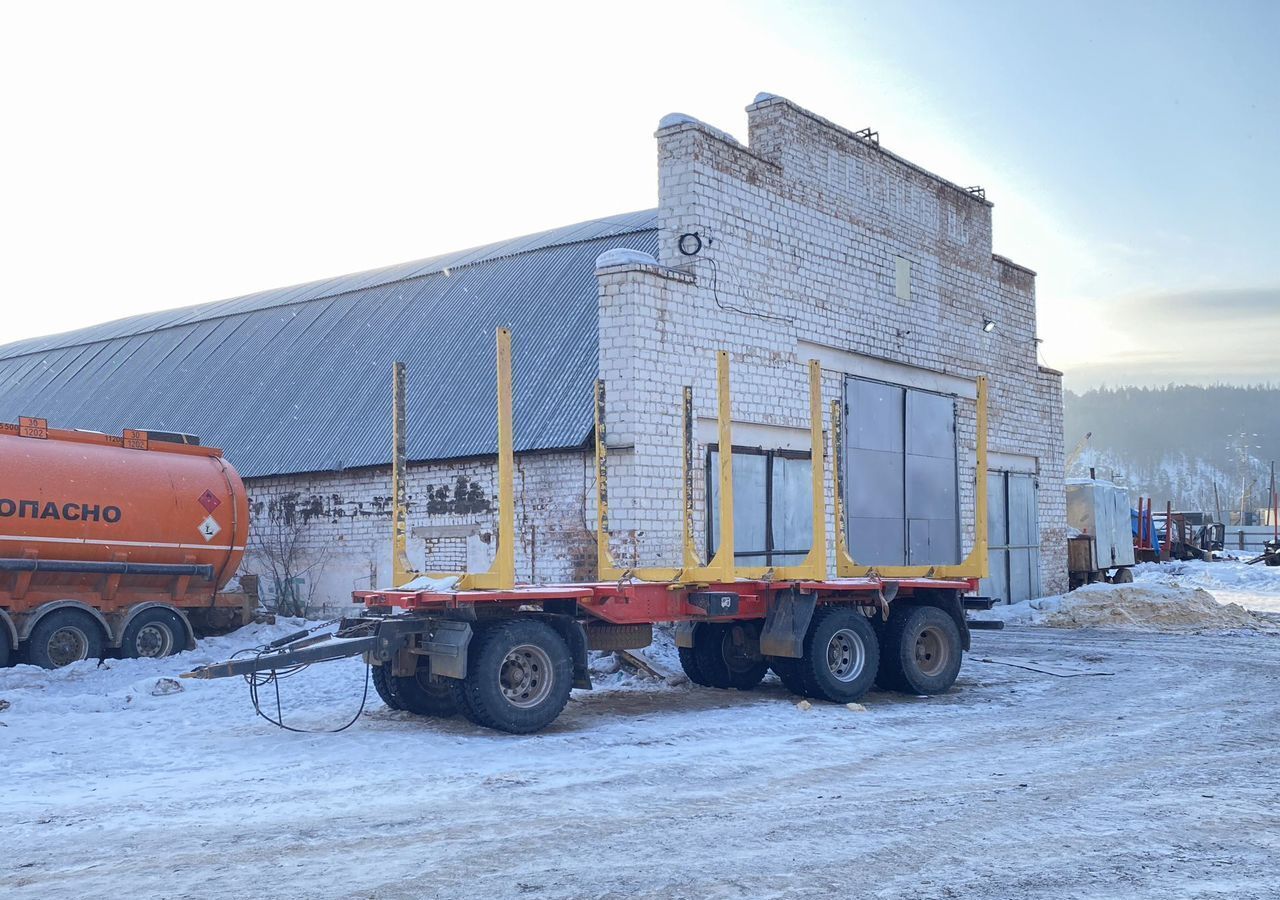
[797,606,879,703]
[694,621,768,690]
[876,605,962,695]
[1112,567,1134,584]
[457,618,572,734]
[24,609,105,669]
[121,608,185,660]
[393,658,461,717]
[0,635,11,668]
[371,663,404,710]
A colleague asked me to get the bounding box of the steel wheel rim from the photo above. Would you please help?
[825,628,866,683]
[135,623,174,658]
[721,624,759,674]
[48,625,90,667]
[915,627,948,677]
[499,643,554,709]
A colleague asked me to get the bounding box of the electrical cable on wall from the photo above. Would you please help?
[677,231,795,325]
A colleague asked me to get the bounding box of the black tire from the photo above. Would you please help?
[877,605,963,695]
[694,621,768,690]
[393,659,461,717]
[457,618,573,734]
[768,656,808,696]
[120,608,186,660]
[797,606,879,703]
[371,663,404,710]
[677,643,709,686]
[1112,567,1134,584]
[24,608,105,669]
[0,633,12,668]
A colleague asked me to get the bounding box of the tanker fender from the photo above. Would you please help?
[16,600,113,645]
[116,602,197,652]
[0,608,18,651]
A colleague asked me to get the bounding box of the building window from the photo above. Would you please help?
[706,447,813,567]
[894,255,911,300]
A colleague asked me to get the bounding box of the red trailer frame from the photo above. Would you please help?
[190,330,997,734]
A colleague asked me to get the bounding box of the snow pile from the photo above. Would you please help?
[395,574,460,592]
[1131,559,1280,612]
[980,581,1278,633]
[1041,583,1271,632]
[587,624,684,689]
[657,112,700,130]
[594,247,657,269]
[656,112,742,145]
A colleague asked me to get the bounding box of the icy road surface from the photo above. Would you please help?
[2,565,1279,899]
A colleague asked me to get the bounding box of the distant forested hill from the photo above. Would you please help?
[1063,385,1279,514]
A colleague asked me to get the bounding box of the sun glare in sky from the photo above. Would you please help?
[1,1,1275,388]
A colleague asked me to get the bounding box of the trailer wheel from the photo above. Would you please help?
[394,660,461,718]
[677,644,710,686]
[694,622,768,690]
[121,608,185,660]
[371,663,404,710]
[768,656,808,696]
[877,605,962,695]
[798,606,879,703]
[24,609,105,669]
[459,619,572,734]
[1112,567,1134,584]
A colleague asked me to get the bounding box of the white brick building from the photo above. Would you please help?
[0,95,1065,608]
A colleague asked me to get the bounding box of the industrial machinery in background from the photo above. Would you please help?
[0,419,254,669]
[1246,464,1280,566]
[186,329,999,734]
[1066,478,1136,589]
[1152,506,1225,561]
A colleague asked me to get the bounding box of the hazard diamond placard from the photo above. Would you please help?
[198,515,222,542]
[198,489,221,513]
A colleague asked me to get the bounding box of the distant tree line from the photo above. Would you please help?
[1064,384,1279,516]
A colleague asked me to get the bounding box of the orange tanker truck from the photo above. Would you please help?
[0,417,252,669]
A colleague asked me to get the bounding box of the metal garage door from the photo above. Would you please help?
[843,377,960,566]
[983,471,1041,604]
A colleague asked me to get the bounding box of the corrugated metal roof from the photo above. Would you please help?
[0,210,659,478]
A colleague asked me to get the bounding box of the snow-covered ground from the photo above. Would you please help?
[977,558,1280,629]
[3,563,1280,899]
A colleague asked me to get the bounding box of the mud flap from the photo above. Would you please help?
[674,621,696,649]
[414,619,472,680]
[759,588,817,659]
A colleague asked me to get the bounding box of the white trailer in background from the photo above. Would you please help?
[1066,479,1135,589]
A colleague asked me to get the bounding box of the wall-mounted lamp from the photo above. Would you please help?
[982,319,996,333]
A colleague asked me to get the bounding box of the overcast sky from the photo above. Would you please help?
[1,0,1275,389]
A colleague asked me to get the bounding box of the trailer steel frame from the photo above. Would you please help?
[189,329,996,733]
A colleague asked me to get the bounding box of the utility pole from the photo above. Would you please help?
[1272,461,1278,540]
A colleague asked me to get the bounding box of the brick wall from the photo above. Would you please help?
[242,450,595,613]
[598,95,1067,594]
[242,93,1068,607]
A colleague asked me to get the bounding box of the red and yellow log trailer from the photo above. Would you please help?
[0,420,252,669]
[186,330,1000,733]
